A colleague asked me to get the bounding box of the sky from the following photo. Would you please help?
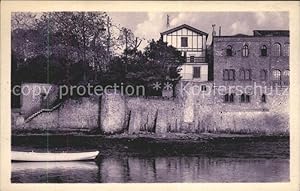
[108,12,289,48]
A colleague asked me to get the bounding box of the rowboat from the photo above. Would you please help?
[12,161,97,171]
[12,151,99,162]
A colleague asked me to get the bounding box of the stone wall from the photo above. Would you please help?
[100,92,126,134]
[15,96,99,132]
[126,97,183,134]
[20,83,59,118]
[12,83,289,135]
[58,96,99,130]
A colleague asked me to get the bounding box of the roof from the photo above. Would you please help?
[214,29,289,39]
[160,24,208,36]
[232,33,250,37]
[253,30,289,37]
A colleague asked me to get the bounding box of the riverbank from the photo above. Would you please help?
[13,85,289,135]
[12,133,289,159]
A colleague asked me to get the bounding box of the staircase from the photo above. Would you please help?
[23,85,63,123]
[24,102,62,123]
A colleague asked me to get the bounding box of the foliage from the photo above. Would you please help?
[11,12,184,98]
[107,39,184,95]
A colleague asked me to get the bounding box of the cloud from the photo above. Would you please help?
[134,12,168,49]
[255,12,267,25]
[133,12,288,48]
[170,13,198,26]
[229,21,251,35]
[255,12,288,28]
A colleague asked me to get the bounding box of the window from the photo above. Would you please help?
[190,56,194,63]
[239,70,245,80]
[229,94,234,102]
[273,43,281,56]
[201,85,207,91]
[261,45,267,56]
[242,45,249,57]
[245,95,250,103]
[283,69,289,85]
[284,42,289,56]
[229,70,235,80]
[283,69,289,77]
[239,69,251,80]
[245,70,251,80]
[223,69,229,80]
[181,37,188,47]
[193,67,201,78]
[224,94,234,103]
[241,93,250,103]
[272,69,281,81]
[241,94,245,103]
[226,45,233,56]
[260,69,268,81]
[261,94,267,103]
[224,94,229,102]
[272,69,281,86]
[223,69,235,81]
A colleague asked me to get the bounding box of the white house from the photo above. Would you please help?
[161,24,209,81]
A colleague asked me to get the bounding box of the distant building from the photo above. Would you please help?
[161,24,209,82]
[213,30,289,86]
[213,30,289,104]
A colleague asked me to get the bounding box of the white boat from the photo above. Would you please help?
[12,161,98,171]
[12,151,99,162]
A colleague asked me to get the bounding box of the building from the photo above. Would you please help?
[212,30,289,106]
[161,24,209,82]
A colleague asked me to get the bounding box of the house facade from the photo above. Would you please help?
[161,24,209,82]
[212,30,289,106]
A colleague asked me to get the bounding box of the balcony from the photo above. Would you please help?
[185,56,206,63]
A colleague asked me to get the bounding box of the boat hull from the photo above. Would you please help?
[12,151,99,162]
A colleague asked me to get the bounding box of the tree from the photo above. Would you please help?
[107,39,184,96]
[11,12,39,31]
[12,12,110,84]
[11,12,183,97]
[143,39,184,80]
[41,12,108,83]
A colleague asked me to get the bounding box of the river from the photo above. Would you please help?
[11,135,289,183]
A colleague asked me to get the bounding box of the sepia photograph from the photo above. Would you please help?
[1,1,300,191]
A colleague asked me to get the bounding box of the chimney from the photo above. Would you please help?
[219,26,222,36]
[212,24,216,36]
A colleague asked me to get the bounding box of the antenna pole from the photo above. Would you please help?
[166,14,170,28]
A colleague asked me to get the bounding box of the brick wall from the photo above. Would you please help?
[213,36,289,87]
[177,81,289,134]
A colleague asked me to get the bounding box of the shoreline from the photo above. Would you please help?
[12,129,289,138]
[12,133,289,159]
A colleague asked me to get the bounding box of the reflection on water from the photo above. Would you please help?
[12,162,99,183]
[11,156,289,183]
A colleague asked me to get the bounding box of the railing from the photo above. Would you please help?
[272,80,289,87]
[186,57,206,63]
[180,73,208,81]
[24,102,62,123]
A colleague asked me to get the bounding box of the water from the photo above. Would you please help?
[11,156,289,183]
[11,135,289,183]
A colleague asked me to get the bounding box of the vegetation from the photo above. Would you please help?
[11,12,184,105]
